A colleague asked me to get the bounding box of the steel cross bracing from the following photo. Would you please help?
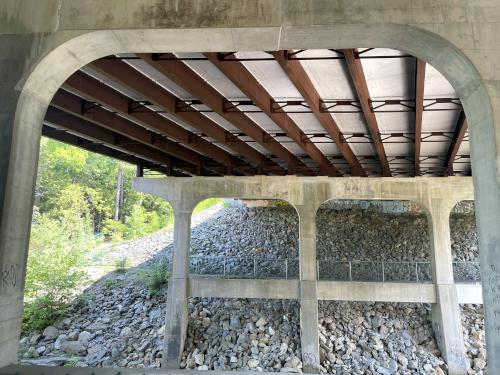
[204,52,340,177]
[89,59,286,176]
[137,53,312,175]
[43,49,470,177]
[444,111,468,176]
[272,51,365,176]
[50,90,225,176]
[63,71,254,176]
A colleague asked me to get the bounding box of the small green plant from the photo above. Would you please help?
[76,293,95,305]
[103,279,116,289]
[65,358,80,367]
[22,294,69,332]
[115,257,130,273]
[139,259,170,296]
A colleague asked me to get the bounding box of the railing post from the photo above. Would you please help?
[382,260,385,282]
[223,257,226,277]
[253,258,257,277]
[349,261,352,281]
[415,262,419,283]
[285,259,288,279]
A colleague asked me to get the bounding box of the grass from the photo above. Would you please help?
[115,257,130,273]
[139,259,170,296]
[193,198,223,214]
[103,279,116,289]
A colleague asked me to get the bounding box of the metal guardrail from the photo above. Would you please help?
[316,260,433,283]
[453,261,481,283]
[189,255,299,279]
[188,255,482,284]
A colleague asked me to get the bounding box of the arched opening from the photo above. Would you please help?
[189,199,299,279]
[316,199,431,283]
[17,137,176,368]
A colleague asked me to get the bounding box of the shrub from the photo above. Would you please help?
[102,219,127,242]
[23,187,92,332]
[22,294,69,332]
[139,259,170,296]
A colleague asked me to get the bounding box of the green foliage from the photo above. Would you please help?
[35,137,173,236]
[23,184,92,332]
[139,259,170,296]
[24,138,175,332]
[102,219,127,242]
[65,358,80,367]
[22,295,69,332]
[103,279,116,289]
[193,198,223,214]
[115,257,130,273]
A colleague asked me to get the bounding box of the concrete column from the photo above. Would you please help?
[427,199,468,374]
[296,205,320,373]
[0,34,46,367]
[162,202,195,369]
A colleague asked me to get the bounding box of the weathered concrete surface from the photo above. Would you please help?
[1,1,500,372]
[427,201,468,373]
[133,176,474,208]
[317,281,437,303]
[189,278,300,300]
[457,284,483,304]
[163,203,198,369]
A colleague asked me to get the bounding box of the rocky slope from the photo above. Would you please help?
[19,201,485,373]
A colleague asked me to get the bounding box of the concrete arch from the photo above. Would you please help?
[1,23,498,370]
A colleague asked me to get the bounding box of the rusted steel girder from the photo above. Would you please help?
[138,53,311,176]
[273,51,365,177]
[204,52,340,177]
[342,49,391,177]
[414,59,426,176]
[51,89,226,176]
[89,59,285,175]
[445,111,468,176]
[63,71,252,175]
[44,107,210,176]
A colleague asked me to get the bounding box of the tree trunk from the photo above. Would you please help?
[114,167,124,221]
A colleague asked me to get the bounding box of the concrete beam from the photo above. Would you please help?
[456,284,483,304]
[188,278,483,305]
[188,278,299,299]
[133,176,474,210]
[317,281,437,303]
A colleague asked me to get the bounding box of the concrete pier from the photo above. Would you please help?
[134,176,474,373]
